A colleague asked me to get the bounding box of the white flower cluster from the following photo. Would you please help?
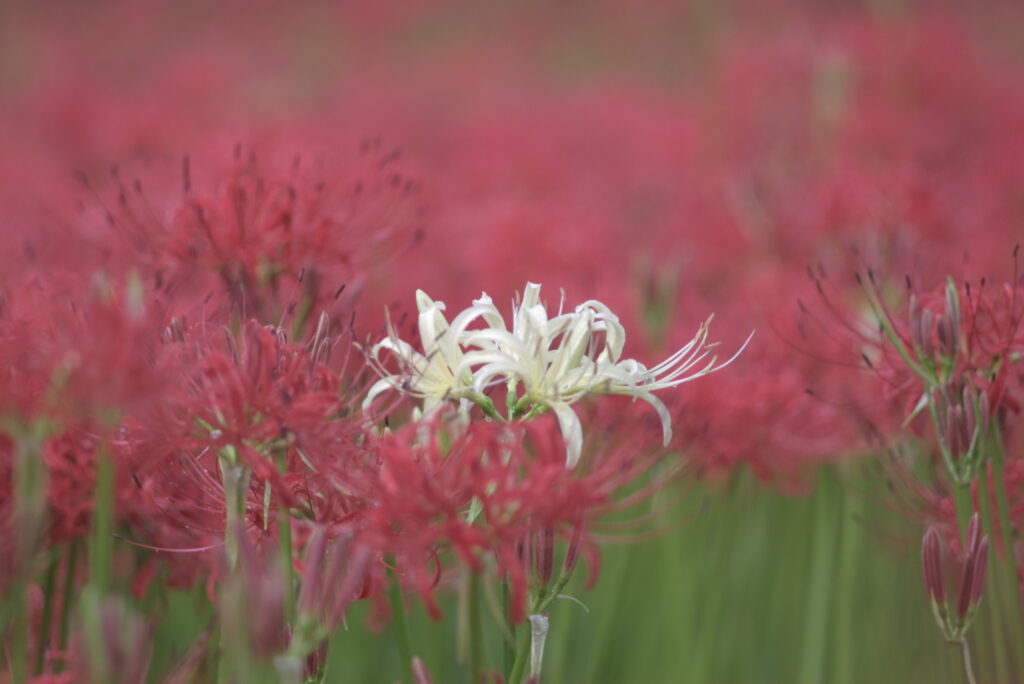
[365,283,750,467]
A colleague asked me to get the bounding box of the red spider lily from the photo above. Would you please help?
[115,317,371,591]
[0,273,172,426]
[165,318,366,510]
[181,320,352,448]
[331,407,669,623]
[68,140,426,331]
[802,253,1023,439]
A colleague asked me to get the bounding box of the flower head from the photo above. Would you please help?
[365,282,751,466]
[364,290,502,414]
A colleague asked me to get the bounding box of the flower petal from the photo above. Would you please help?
[550,401,584,468]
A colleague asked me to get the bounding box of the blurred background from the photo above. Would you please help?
[2,1,1022,681]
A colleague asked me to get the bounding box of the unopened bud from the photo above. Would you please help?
[325,543,372,629]
[920,309,935,359]
[954,528,987,622]
[297,527,328,617]
[945,279,961,351]
[977,390,991,439]
[921,514,989,639]
[921,527,945,605]
[936,314,950,356]
[516,535,532,574]
[946,403,963,458]
[966,513,981,559]
[536,527,555,586]
[563,520,585,575]
[908,294,921,348]
[73,594,153,684]
[970,537,989,608]
[225,522,287,657]
[963,387,977,448]
[245,567,286,656]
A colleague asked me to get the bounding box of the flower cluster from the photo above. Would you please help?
[3,0,1024,681]
[366,282,750,466]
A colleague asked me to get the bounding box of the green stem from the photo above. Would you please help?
[213,625,230,684]
[534,568,574,617]
[468,572,484,684]
[33,552,59,675]
[219,454,247,571]
[507,620,532,684]
[388,564,415,684]
[58,540,79,652]
[10,427,47,683]
[276,454,295,623]
[217,453,247,684]
[89,448,114,593]
[278,514,295,620]
[11,587,28,683]
[961,638,978,684]
[989,432,1020,593]
[952,481,973,545]
[989,431,1023,673]
[502,582,514,675]
[507,564,577,684]
[976,468,1010,683]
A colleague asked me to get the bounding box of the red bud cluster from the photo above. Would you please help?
[921,514,989,641]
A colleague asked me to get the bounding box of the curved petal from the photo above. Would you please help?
[363,376,403,410]
[471,293,508,331]
[550,401,584,468]
[417,297,451,362]
[634,391,673,446]
[472,360,531,395]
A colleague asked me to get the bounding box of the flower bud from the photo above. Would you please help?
[936,314,952,358]
[921,527,944,605]
[72,594,153,684]
[908,294,921,349]
[563,520,585,576]
[957,515,988,620]
[536,527,555,586]
[921,514,989,640]
[977,390,990,439]
[297,527,327,617]
[920,309,935,359]
[970,537,990,607]
[963,386,977,447]
[945,279,961,352]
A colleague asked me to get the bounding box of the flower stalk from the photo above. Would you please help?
[389,562,416,684]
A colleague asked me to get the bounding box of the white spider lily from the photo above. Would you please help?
[364,283,752,467]
[363,290,502,413]
[463,284,749,466]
